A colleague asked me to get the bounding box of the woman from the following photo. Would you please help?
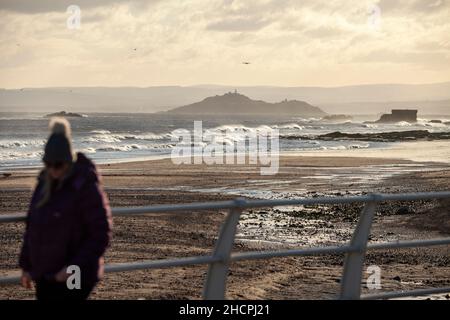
[19,118,112,300]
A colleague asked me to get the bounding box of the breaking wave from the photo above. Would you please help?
[0,139,45,148]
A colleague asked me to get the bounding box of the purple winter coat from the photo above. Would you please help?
[19,152,112,285]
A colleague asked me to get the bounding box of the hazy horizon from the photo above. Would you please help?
[2,82,450,115]
[3,80,450,91]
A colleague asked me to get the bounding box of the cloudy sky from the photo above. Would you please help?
[1,0,449,88]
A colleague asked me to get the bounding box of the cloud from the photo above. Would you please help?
[354,49,450,68]
[416,40,450,51]
[303,25,348,39]
[207,16,272,32]
[205,0,293,32]
[377,0,450,14]
[0,0,449,88]
[0,0,158,14]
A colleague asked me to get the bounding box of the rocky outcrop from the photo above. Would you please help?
[375,109,418,123]
[317,130,450,141]
[45,111,84,118]
[282,130,450,142]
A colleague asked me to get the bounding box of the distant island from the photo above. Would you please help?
[165,91,326,116]
[45,111,84,118]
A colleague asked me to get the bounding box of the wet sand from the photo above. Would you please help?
[0,155,449,299]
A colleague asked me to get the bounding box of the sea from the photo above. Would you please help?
[0,112,449,170]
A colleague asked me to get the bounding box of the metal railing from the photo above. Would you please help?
[1,191,450,300]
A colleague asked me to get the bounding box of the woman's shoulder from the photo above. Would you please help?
[71,152,101,190]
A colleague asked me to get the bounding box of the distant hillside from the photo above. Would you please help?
[1,82,449,114]
[166,92,326,116]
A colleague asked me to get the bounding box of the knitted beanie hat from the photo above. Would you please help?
[43,117,75,163]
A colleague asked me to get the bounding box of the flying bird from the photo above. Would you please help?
[242,62,251,65]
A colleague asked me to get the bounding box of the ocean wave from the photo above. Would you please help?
[348,143,370,149]
[317,143,369,151]
[84,135,124,143]
[128,133,169,140]
[80,147,97,154]
[414,119,450,128]
[320,146,346,150]
[395,121,412,127]
[303,140,320,145]
[84,132,169,144]
[0,150,43,160]
[269,123,303,130]
[173,141,208,148]
[96,144,146,152]
[154,143,175,149]
[90,130,111,134]
[421,122,447,128]
[210,124,255,133]
[209,124,277,133]
[360,123,378,128]
[84,143,175,153]
[256,125,274,131]
[0,139,46,149]
[305,125,324,129]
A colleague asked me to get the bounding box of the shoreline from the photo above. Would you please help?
[283,140,450,164]
[1,140,450,173]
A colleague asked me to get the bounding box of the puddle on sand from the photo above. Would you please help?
[236,207,354,248]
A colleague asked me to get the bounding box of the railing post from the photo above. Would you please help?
[340,194,380,300]
[203,198,245,300]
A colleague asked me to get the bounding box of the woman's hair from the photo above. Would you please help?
[36,174,54,209]
[36,165,74,208]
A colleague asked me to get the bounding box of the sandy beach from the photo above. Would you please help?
[0,155,449,299]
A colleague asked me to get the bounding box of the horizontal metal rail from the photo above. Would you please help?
[361,287,450,300]
[105,255,221,273]
[0,191,449,300]
[367,238,450,250]
[2,191,450,223]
